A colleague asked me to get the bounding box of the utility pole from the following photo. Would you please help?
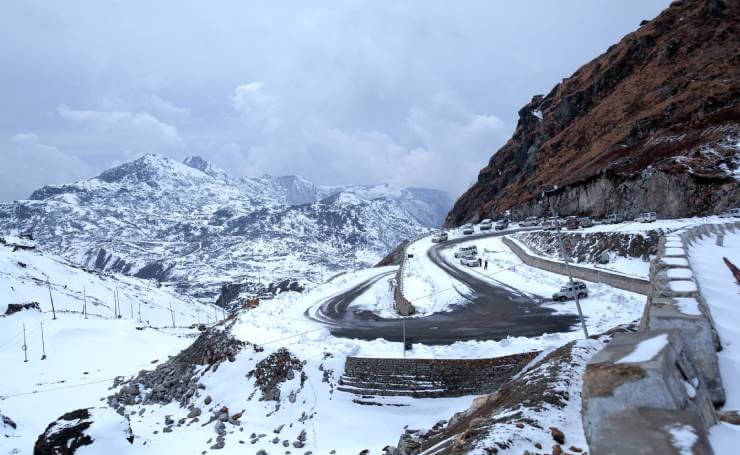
[543,187,588,339]
[113,289,117,318]
[47,279,56,320]
[83,286,87,319]
[130,299,133,320]
[22,324,28,362]
[40,321,47,360]
[138,301,141,323]
[169,302,175,328]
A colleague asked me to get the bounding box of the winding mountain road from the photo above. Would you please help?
[306,229,580,344]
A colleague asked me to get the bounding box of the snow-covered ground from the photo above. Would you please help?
[577,215,733,234]
[402,236,469,315]
[687,229,740,452]
[0,241,218,454]
[508,234,650,278]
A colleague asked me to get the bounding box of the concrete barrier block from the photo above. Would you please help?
[582,331,716,445]
[643,298,725,406]
[588,408,713,455]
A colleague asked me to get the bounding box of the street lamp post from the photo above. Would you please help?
[542,186,589,339]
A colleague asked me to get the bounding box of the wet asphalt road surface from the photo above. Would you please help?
[306,229,580,345]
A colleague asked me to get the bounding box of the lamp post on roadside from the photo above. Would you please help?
[542,185,589,339]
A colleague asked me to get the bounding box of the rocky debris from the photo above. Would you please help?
[391,339,603,453]
[267,278,305,295]
[446,0,740,227]
[3,302,40,316]
[1,411,17,433]
[247,348,304,401]
[34,408,134,454]
[514,230,660,263]
[549,426,565,444]
[107,328,245,411]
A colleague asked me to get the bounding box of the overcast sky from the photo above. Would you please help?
[0,0,670,201]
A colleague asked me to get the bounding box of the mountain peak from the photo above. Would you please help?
[183,156,229,181]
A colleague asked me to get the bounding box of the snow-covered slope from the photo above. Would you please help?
[0,236,218,453]
[0,154,451,304]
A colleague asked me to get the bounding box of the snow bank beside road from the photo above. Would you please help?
[689,230,740,453]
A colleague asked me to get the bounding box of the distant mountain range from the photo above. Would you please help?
[0,154,451,306]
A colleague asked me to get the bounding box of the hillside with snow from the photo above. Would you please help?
[0,235,220,453]
[0,154,451,306]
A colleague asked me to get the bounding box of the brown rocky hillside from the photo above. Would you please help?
[446,0,740,226]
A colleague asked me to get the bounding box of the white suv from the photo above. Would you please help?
[479,219,492,231]
[635,212,657,223]
[462,224,474,235]
[454,245,478,258]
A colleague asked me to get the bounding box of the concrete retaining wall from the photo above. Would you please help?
[338,352,538,398]
[502,236,651,295]
[582,220,740,453]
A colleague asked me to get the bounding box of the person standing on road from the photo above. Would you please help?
[484,259,488,270]
[478,257,482,267]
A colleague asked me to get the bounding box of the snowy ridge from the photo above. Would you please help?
[0,154,451,303]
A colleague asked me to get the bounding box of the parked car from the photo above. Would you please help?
[520,216,538,227]
[565,216,580,230]
[552,281,588,302]
[720,208,740,218]
[479,219,492,231]
[542,220,558,231]
[494,219,509,230]
[431,231,448,243]
[454,245,478,258]
[578,217,593,228]
[605,213,624,224]
[635,212,657,223]
[459,256,480,267]
[462,224,474,235]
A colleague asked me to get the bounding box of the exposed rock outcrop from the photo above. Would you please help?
[34,408,134,455]
[447,0,740,226]
[107,328,246,410]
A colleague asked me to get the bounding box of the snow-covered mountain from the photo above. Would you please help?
[0,154,451,305]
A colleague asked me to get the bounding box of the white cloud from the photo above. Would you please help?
[1,133,94,200]
[231,82,282,131]
[57,105,182,147]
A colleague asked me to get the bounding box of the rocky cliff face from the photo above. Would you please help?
[446,0,740,226]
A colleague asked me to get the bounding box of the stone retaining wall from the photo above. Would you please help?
[339,352,538,398]
[582,221,740,453]
[394,231,435,316]
[502,236,651,295]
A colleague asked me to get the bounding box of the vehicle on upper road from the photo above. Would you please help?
[454,245,478,258]
[459,256,480,267]
[479,219,492,231]
[543,220,559,231]
[495,219,509,230]
[635,212,657,223]
[605,213,624,224]
[566,216,580,230]
[431,231,449,243]
[552,281,588,302]
[720,208,740,218]
[520,216,539,227]
[462,224,474,235]
[578,217,593,228]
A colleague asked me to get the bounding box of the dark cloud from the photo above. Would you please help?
[0,0,670,200]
